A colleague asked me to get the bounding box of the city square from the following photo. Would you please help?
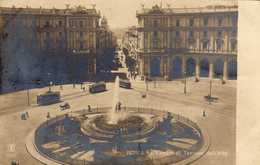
[0,1,237,165]
[0,78,236,165]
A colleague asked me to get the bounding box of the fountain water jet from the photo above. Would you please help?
[108,76,127,124]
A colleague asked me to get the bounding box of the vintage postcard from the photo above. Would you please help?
[0,0,251,164]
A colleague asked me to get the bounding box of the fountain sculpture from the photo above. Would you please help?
[29,76,206,165]
[108,76,127,124]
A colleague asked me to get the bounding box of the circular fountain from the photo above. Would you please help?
[27,76,209,165]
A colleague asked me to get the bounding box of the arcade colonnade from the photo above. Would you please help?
[139,54,237,81]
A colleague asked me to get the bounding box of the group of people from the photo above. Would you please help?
[127,71,137,80]
[21,111,29,120]
[59,83,88,91]
[115,102,122,112]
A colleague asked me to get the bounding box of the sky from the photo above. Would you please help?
[0,0,237,28]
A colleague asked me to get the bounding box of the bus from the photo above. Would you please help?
[119,79,131,89]
[89,82,106,93]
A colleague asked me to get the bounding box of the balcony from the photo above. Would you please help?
[137,48,188,54]
[188,49,237,55]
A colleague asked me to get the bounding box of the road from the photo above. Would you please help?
[0,78,236,165]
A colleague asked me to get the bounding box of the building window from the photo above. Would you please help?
[153,31,158,38]
[217,31,222,38]
[153,31,158,48]
[153,20,158,27]
[59,21,62,27]
[46,32,50,49]
[203,17,208,26]
[231,41,237,51]
[80,42,84,49]
[153,41,158,49]
[80,31,84,38]
[216,40,222,51]
[218,18,222,26]
[203,41,208,50]
[189,30,193,38]
[189,42,194,50]
[189,18,194,27]
[232,16,237,26]
[176,31,180,38]
[231,30,237,37]
[80,21,83,27]
[203,30,208,38]
[176,19,180,27]
[45,21,50,27]
[46,32,50,38]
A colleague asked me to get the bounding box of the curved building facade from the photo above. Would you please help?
[136,5,238,81]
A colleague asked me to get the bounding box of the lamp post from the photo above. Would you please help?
[27,88,30,106]
[47,72,52,92]
[209,79,212,104]
[221,74,226,84]
[46,112,50,126]
[183,71,187,95]
[145,73,148,91]
[72,49,76,88]
[49,81,53,92]
[60,82,63,90]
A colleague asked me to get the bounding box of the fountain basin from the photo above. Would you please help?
[29,107,207,165]
[81,112,159,141]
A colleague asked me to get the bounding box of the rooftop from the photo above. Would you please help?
[137,5,238,16]
[0,5,100,16]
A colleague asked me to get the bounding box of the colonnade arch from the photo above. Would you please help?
[199,58,209,77]
[186,58,196,77]
[171,56,182,79]
[228,59,237,79]
[141,54,237,81]
[214,58,224,78]
[150,56,161,77]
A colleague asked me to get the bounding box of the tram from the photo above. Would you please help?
[119,79,131,89]
[89,82,106,93]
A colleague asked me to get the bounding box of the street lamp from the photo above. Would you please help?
[72,49,76,88]
[208,79,212,104]
[145,73,148,91]
[60,82,63,90]
[27,87,30,106]
[46,112,50,126]
[49,81,53,92]
[221,74,226,84]
[183,71,187,95]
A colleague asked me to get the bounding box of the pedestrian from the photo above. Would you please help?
[88,105,91,112]
[81,83,83,89]
[138,143,142,154]
[118,102,121,111]
[26,111,29,118]
[47,112,50,119]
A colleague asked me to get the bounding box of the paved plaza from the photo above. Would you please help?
[0,78,236,165]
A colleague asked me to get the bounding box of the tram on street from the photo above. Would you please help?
[119,79,131,89]
[89,82,106,93]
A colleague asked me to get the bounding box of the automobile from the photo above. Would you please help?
[60,102,70,110]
